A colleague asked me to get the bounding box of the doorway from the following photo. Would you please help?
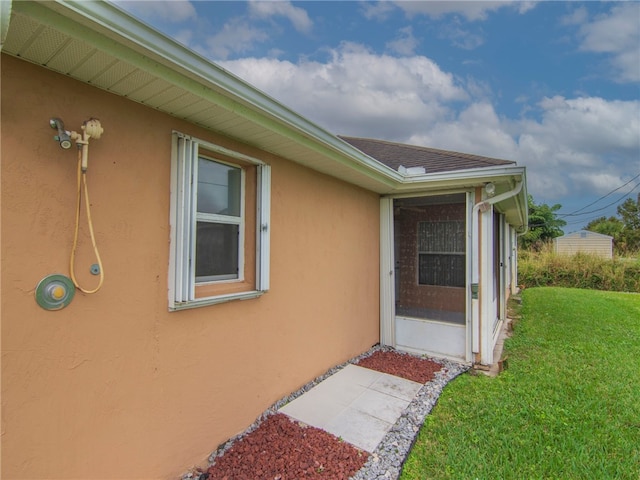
[391,193,469,360]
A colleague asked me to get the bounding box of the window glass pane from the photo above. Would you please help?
[417,220,465,287]
[195,222,239,280]
[418,254,465,287]
[418,221,465,253]
[197,158,241,216]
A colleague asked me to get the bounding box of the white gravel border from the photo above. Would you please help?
[350,350,469,479]
[184,345,469,480]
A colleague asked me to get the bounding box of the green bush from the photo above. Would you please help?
[518,246,640,292]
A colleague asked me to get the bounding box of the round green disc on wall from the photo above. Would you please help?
[35,274,75,310]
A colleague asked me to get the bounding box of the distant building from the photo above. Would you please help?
[554,230,613,259]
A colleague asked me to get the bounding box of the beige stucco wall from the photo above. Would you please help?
[1,55,380,479]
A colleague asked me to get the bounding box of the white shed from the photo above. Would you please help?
[554,230,613,259]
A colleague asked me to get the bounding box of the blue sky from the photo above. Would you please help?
[116,1,640,231]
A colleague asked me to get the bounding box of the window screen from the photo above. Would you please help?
[418,221,465,287]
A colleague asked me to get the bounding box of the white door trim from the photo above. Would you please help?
[480,205,495,365]
[380,192,472,361]
[465,191,474,362]
[380,197,395,347]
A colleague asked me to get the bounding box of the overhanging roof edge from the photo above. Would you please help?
[19,0,399,189]
[392,165,526,190]
[7,0,528,209]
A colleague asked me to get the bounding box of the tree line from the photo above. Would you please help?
[519,194,640,255]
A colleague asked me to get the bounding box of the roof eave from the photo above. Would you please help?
[5,0,528,228]
[389,165,528,228]
[13,0,398,191]
[391,165,525,191]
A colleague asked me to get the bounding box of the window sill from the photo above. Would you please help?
[169,290,264,311]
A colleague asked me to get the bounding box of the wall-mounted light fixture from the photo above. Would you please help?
[484,182,496,197]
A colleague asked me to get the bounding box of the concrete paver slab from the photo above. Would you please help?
[325,407,391,453]
[313,374,370,406]
[337,364,383,387]
[350,388,411,423]
[370,373,422,401]
[278,364,424,452]
[278,392,347,427]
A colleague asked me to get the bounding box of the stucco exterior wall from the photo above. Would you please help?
[1,55,380,479]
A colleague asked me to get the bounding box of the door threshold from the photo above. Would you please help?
[396,315,466,328]
[396,344,466,362]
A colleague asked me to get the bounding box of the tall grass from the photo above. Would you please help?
[518,244,640,292]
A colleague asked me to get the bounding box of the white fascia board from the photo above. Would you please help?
[16,1,528,200]
[392,165,528,228]
[391,166,526,192]
[21,1,398,189]
[513,169,528,228]
[495,167,527,229]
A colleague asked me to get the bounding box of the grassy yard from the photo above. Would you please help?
[400,287,640,480]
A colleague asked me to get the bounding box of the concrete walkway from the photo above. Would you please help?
[278,364,423,452]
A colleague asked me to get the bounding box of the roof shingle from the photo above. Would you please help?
[339,136,515,174]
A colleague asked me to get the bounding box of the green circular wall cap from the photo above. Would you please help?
[35,274,75,310]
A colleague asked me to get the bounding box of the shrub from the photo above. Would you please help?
[518,245,640,293]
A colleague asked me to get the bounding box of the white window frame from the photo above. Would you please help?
[169,131,270,311]
[194,155,245,284]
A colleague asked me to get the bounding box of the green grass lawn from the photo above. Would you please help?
[400,287,640,480]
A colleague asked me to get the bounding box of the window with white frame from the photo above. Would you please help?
[195,158,243,282]
[169,131,270,310]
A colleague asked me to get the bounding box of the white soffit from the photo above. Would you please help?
[3,0,528,229]
[3,0,398,193]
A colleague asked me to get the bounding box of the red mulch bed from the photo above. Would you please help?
[201,350,442,480]
[204,414,368,480]
[355,350,442,384]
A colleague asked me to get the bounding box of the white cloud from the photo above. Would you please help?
[569,171,635,198]
[113,0,196,23]
[394,1,536,21]
[220,44,637,204]
[404,97,639,201]
[361,1,397,21]
[112,0,634,221]
[560,6,588,26]
[219,43,467,139]
[248,1,313,34]
[386,26,419,56]
[360,0,538,22]
[519,96,639,198]
[440,22,484,50]
[577,3,640,83]
[463,77,492,101]
[534,96,639,154]
[205,18,268,60]
[516,2,537,15]
[409,102,519,160]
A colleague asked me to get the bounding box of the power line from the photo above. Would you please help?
[559,181,640,218]
[526,186,639,230]
[559,172,640,218]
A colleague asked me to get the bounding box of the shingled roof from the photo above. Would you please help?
[339,136,515,174]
